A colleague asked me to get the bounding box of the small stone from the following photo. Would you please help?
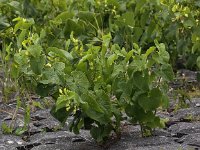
[17,141,23,145]
[7,140,14,144]
[196,103,200,107]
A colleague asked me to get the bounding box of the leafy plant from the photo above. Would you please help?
[1,122,13,134]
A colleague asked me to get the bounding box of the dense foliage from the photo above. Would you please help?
[0,0,199,143]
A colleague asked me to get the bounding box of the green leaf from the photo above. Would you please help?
[47,47,73,61]
[125,104,136,117]
[139,111,155,123]
[10,63,19,78]
[132,71,149,91]
[183,19,195,28]
[40,62,65,85]
[17,29,27,48]
[24,104,30,128]
[55,95,68,111]
[159,50,170,63]
[145,46,156,58]
[90,126,104,143]
[81,91,111,124]
[52,0,67,10]
[125,103,151,123]
[78,54,93,65]
[154,41,170,64]
[82,92,103,113]
[67,71,90,91]
[147,21,156,37]
[102,33,112,48]
[96,90,112,115]
[133,27,143,42]
[161,93,169,109]
[125,50,134,62]
[90,124,113,143]
[64,19,84,36]
[129,55,147,71]
[33,101,44,109]
[135,0,146,12]
[28,45,43,58]
[107,54,118,66]
[36,83,55,97]
[15,127,27,136]
[121,77,134,95]
[192,43,200,54]
[140,12,149,28]
[51,106,70,125]
[147,116,162,128]
[111,63,126,78]
[77,11,95,23]
[40,29,46,39]
[53,62,65,72]
[107,0,120,7]
[13,18,34,33]
[30,55,45,75]
[14,50,29,73]
[138,88,162,111]
[119,12,135,27]
[53,11,74,24]
[160,64,174,81]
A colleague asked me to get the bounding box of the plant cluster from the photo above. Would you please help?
[1,0,199,143]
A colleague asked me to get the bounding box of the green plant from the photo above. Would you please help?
[160,1,200,70]
[1,97,31,135]
[122,41,173,136]
[13,31,174,142]
[173,88,190,111]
